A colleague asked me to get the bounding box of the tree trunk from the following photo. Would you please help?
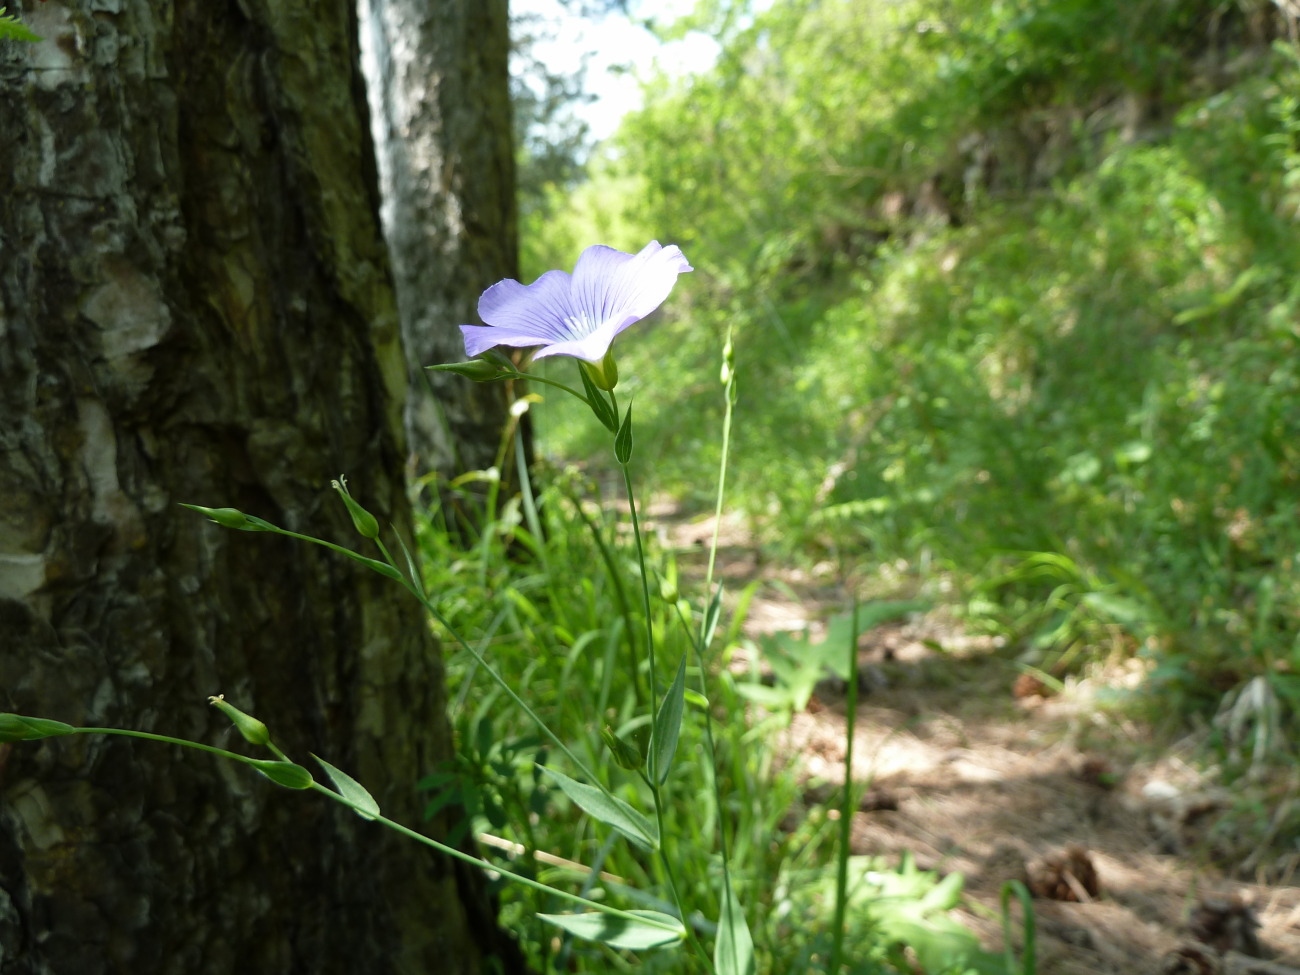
[0,2,522,973]
[359,0,522,477]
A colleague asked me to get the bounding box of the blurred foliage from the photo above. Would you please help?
[524,0,1300,746]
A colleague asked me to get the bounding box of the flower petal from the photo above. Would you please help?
[471,270,579,349]
[460,241,692,361]
[571,242,693,349]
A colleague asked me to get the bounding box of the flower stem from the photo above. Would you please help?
[61,723,682,940]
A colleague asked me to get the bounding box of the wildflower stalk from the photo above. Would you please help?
[701,327,745,962]
[829,600,860,973]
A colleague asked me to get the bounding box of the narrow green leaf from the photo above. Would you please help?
[701,584,725,649]
[332,546,405,582]
[578,365,619,432]
[247,759,314,790]
[614,403,634,464]
[0,714,76,743]
[538,911,685,951]
[714,883,755,975]
[538,766,658,850]
[652,655,687,785]
[313,754,380,820]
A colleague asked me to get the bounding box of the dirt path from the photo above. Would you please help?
[655,507,1300,975]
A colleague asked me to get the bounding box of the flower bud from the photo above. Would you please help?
[248,758,314,789]
[180,504,264,531]
[331,476,380,540]
[600,725,644,771]
[0,713,75,743]
[208,695,271,747]
[426,358,514,382]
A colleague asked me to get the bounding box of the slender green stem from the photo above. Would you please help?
[619,464,658,711]
[699,329,741,960]
[74,727,264,765]
[828,600,859,973]
[503,369,595,408]
[638,770,715,972]
[568,492,644,709]
[705,329,736,595]
[609,394,712,971]
[307,783,680,934]
[253,521,617,806]
[63,723,681,939]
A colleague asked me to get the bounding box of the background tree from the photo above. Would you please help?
[359,0,521,477]
[0,2,522,972]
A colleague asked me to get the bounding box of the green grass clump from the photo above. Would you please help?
[414,458,1016,972]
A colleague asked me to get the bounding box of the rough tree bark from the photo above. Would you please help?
[0,2,522,973]
[359,0,521,477]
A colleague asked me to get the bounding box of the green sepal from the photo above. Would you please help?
[0,714,76,743]
[600,726,644,771]
[247,759,314,790]
[652,655,687,785]
[538,766,658,850]
[578,365,619,432]
[538,910,685,951]
[313,754,380,820]
[614,403,634,465]
[578,348,619,391]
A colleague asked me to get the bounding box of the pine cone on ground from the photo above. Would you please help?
[1025,844,1102,901]
[1187,893,1261,957]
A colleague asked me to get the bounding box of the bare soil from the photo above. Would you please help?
[655,506,1300,975]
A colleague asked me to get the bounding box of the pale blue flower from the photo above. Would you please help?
[460,241,692,363]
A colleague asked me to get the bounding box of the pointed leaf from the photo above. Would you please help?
[538,911,685,951]
[578,366,618,432]
[702,584,725,650]
[247,759,314,790]
[539,766,658,850]
[653,655,687,785]
[313,754,381,820]
[614,403,634,464]
[714,883,755,975]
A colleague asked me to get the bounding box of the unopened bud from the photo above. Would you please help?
[209,695,271,747]
[427,359,513,382]
[181,504,265,531]
[600,725,644,771]
[0,713,75,743]
[331,476,380,540]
